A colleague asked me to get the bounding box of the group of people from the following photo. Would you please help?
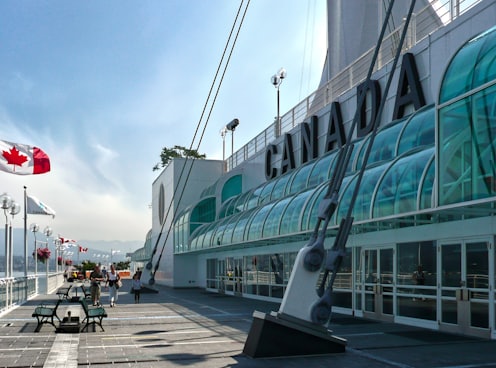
[89,264,143,307]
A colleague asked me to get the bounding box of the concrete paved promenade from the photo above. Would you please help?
[1,279,496,367]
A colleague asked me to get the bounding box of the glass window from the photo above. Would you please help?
[270,174,291,201]
[356,119,406,169]
[259,180,276,205]
[262,197,292,238]
[472,86,496,199]
[246,204,273,241]
[352,164,387,221]
[336,175,358,221]
[440,26,496,104]
[419,156,435,210]
[307,150,338,187]
[397,105,435,155]
[201,221,218,248]
[246,185,264,210]
[374,148,434,217]
[287,163,313,195]
[233,190,252,214]
[397,241,436,287]
[218,196,237,219]
[231,209,255,244]
[219,213,243,245]
[438,97,473,205]
[301,182,328,231]
[280,189,313,235]
[221,175,242,202]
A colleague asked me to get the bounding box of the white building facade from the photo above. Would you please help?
[145,1,496,339]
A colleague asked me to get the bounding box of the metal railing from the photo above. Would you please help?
[226,0,482,171]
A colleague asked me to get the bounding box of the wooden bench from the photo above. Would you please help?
[80,298,107,332]
[56,284,72,300]
[32,299,62,332]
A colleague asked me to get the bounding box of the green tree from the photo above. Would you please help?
[153,145,206,171]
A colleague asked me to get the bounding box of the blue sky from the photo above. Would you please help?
[0,1,326,246]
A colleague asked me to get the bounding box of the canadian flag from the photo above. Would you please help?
[59,237,77,244]
[79,246,88,253]
[0,139,50,175]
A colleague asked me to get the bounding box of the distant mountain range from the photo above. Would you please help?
[0,228,144,260]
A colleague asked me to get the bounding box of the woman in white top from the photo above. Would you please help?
[105,264,120,307]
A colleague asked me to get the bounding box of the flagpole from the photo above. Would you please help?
[23,187,27,278]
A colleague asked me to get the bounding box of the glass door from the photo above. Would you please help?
[361,246,395,321]
[439,239,492,338]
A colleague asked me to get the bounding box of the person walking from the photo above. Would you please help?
[132,273,142,303]
[105,264,120,307]
[89,264,104,306]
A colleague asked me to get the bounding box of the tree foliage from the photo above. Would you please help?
[153,145,206,171]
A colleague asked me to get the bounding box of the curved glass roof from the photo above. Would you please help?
[439,26,496,104]
[307,150,339,187]
[373,147,435,217]
[184,102,437,252]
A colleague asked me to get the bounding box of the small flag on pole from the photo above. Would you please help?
[59,237,77,245]
[26,195,56,218]
[79,246,88,253]
[0,140,50,175]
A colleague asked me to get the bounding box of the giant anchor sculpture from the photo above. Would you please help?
[243,0,417,358]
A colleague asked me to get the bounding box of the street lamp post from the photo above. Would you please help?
[220,127,228,161]
[54,238,62,274]
[0,193,20,278]
[271,67,287,137]
[0,193,20,309]
[225,118,239,158]
[30,223,39,276]
[43,226,52,294]
[110,249,121,265]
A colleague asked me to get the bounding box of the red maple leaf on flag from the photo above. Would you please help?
[2,146,28,170]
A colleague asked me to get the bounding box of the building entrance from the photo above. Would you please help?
[439,239,492,338]
[360,246,395,322]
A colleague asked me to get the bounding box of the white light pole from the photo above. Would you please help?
[43,226,52,294]
[271,67,287,137]
[0,193,20,279]
[110,249,121,265]
[54,238,62,273]
[220,127,228,161]
[30,223,40,276]
[0,193,20,309]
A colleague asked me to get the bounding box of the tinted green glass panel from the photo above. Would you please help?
[440,26,496,103]
[353,164,386,221]
[287,163,313,195]
[374,148,434,217]
[231,210,254,243]
[438,97,472,204]
[259,180,276,205]
[356,119,406,169]
[307,151,338,187]
[270,174,291,201]
[262,197,292,238]
[301,183,327,231]
[218,196,237,219]
[280,189,312,234]
[246,185,264,210]
[221,175,242,202]
[247,205,272,241]
[419,157,435,210]
[398,105,435,155]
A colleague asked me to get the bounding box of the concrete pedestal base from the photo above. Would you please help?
[57,317,80,333]
[243,311,346,358]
